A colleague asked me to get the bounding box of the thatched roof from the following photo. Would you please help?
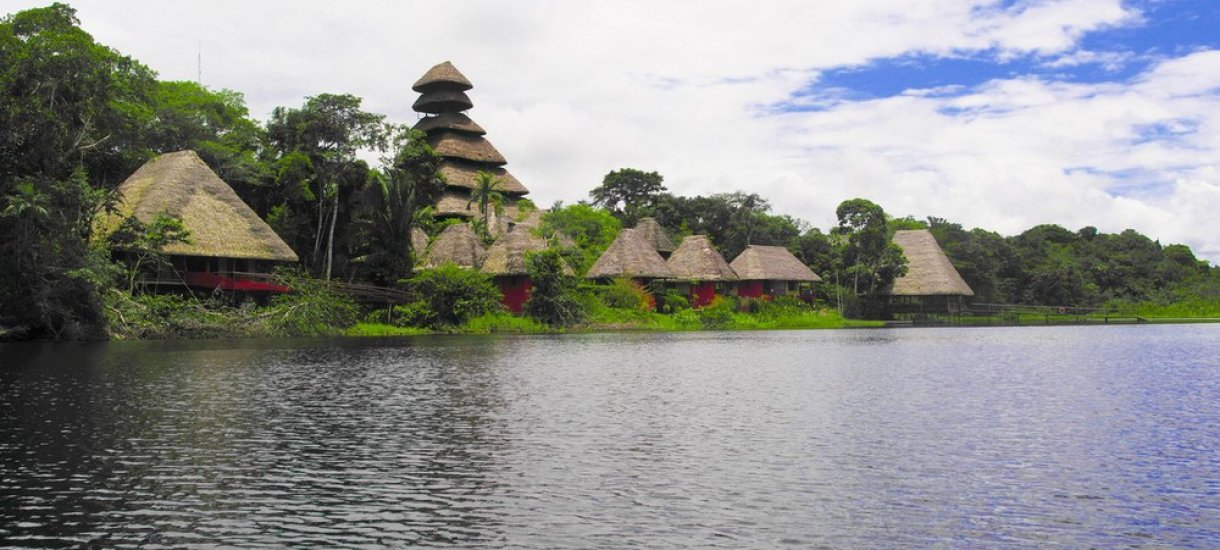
[413,90,473,114]
[586,229,674,279]
[730,245,820,282]
[666,235,738,281]
[887,230,974,296]
[413,112,486,135]
[411,227,429,256]
[634,217,675,253]
[439,160,527,194]
[412,61,473,92]
[423,223,486,269]
[105,150,298,262]
[428,131,507,165]
[434,190,476,218]
[480,228,549,276]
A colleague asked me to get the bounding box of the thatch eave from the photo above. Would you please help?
[412,61,474,92]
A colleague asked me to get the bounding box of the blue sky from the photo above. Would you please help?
[798,0,1220,104]
[3,0,1219,260]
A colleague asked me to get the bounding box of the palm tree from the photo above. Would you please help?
[355,168,428,284]
[468,170,505,238]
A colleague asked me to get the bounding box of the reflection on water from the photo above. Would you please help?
[2,326,1219,547]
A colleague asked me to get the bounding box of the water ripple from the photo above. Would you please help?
[2,326,1220,547]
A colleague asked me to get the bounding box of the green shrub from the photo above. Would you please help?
[403,264,502,328]
[657,290,690,314]
[603,277,651,311]
[524,249,587,327]
[697,296,735,329]
[267,273,361,337]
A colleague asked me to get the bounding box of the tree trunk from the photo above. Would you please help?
[325,190,338,281]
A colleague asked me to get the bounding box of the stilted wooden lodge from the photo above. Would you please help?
[103,150,298,294]
[885,229,974,318]
[411,61,530,233]
[665,235,738,307]
[730,245,821,299]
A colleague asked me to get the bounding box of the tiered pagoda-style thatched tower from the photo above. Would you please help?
[411,62,530,227]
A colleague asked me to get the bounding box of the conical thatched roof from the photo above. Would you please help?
[411,227,429,256]
[413,90,474,114]
[438,161,527,194]
[412,61,473,92]
[666,235,738,281]
[105,150,298,262]
[586,229,674,279]
[423,223,486,269]
[481,228,549,276]
[413,112,486,135]
[730,245,820,282]
[634,217,676,254]
[887,230,974,296]
[428,131,507,165]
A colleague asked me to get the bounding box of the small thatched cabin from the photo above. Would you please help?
[730,245,821,299]
[423,223,486,269]
[634,217,676,259]
[665,235,738,307]
[586,229,674,281]
[885,229,974,316]
[104,150,298,293]
[480,228,551,312]
[586,229,673,309]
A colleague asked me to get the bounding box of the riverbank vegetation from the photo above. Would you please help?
[2,3,1217,341]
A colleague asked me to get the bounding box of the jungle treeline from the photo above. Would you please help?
[1,3,1216,340]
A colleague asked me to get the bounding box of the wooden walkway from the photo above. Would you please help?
[892,303,1147,327]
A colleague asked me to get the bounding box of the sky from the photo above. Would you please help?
[5,0,1220,261]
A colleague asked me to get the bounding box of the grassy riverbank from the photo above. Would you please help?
[345,305,877,337]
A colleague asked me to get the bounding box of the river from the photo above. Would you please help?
[2,325,1219,547]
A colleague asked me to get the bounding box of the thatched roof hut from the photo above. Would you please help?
[634,217,675,255]
[730,245,820,282]
[105,150,298,262]
[423,223,486,269]
[666,235,737,281]
[438,161,527,195]
[887,230,974,296]
[481,229,550,277]
[413,112,486,135]
[586,229,674,279]
[412,61,473,92]
[413,90,475,114]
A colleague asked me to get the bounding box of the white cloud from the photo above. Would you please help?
[5,0,1220,262]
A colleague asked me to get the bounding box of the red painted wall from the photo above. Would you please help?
[737,281,764,298]
[497,277,533,313]
[182,271,291,293]
[691,281,717,307]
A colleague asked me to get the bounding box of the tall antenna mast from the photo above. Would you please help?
[197,39,202,85]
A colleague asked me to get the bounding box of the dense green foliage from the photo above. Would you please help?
[524,249,586,327]
[538,203,622,274]
[928,218,1215,307]
[400,264,503,328]
[589,168,667,224]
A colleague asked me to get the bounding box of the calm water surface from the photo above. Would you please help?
[2,325,1219,548]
